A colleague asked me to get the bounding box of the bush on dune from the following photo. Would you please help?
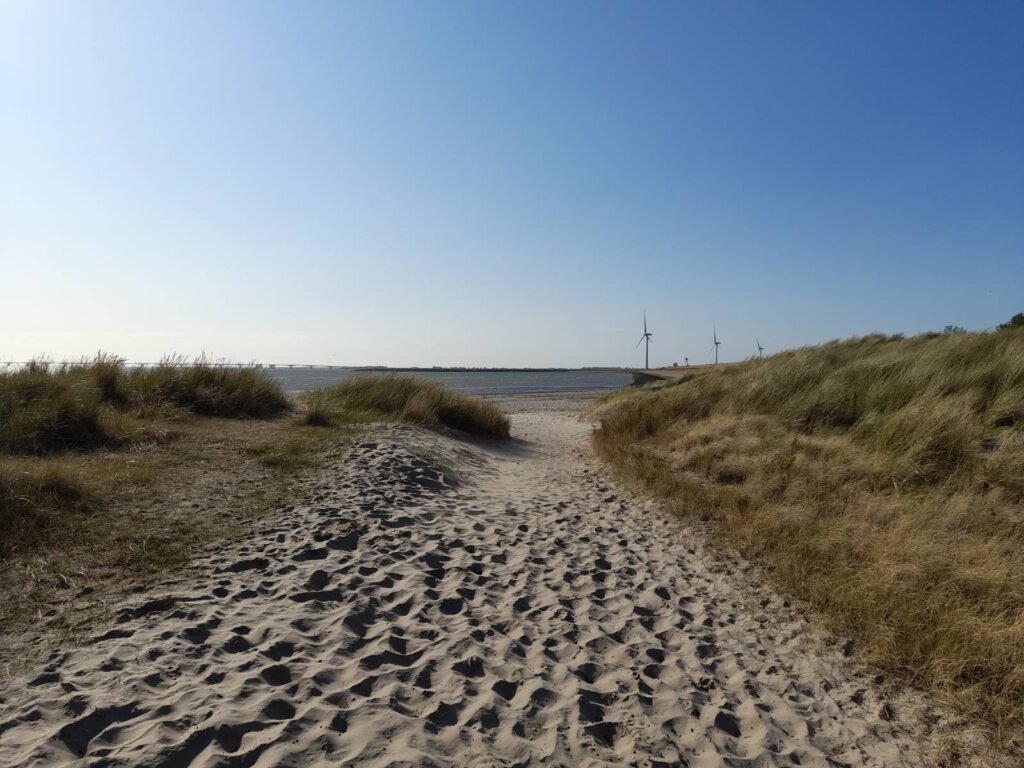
[0,355,293,556]
[0,356,290,456]
[0,362,116,454]
[306,373,510,439]
[130,357,290,418]
[0,461,93,557]
[592,329,1024,744]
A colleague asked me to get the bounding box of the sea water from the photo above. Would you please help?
[264,368,633,394]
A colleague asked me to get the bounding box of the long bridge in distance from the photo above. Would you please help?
[0,360,724,387]
[2,361,639,372]
[0,361,355,370]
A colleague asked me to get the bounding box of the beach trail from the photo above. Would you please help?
[0,393,932,767]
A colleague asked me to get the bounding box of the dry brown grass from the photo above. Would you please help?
[0,364,507,673]
[0,356,290,457]
[592,330,1024,752]
[0,412,354,675]
[1,356,347,672]
[306,373,511,439]
[0,356,294,561]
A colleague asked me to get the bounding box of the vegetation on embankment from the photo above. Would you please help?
[0,357,324,667]
[591,329,1024,747]
[0,355,289,456]
[1,360,508,667]
[302,373,511,439]
[1,356,292,553]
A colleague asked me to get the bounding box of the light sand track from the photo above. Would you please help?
[0,396,938,767]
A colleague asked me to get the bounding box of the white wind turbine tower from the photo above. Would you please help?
[635,312,653,369]
[710,326,721,364]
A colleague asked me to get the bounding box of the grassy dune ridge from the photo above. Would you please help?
[1,360,507,667]
[592,330,1024,744]
[302,373,511,439]
[0,356,292,556]
[1,362,508,561]
[0,355,289,456]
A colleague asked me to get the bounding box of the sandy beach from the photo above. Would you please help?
[0,392,945,766]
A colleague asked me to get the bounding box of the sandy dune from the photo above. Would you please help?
[0,393,939,766]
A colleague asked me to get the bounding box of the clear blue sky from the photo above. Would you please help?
[2,1,1022,367]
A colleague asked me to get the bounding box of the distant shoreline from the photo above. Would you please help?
[0,362,633,372]
[359,366,628,373]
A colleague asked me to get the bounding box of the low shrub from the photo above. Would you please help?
[0,356,290,455]
[0,363,114,454]
[0,461,93,556]
[130,357,290,418]
[308,373,510,439]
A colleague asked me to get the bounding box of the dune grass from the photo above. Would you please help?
[1,358,324,671]
[0,360,510,671]
[0,361,506,566]
[303,373,511,439]
[127,356,290,418]
[591,329,1024,747]
[0,356,290,456]
[0,356,291,555]
[0,460,96,555]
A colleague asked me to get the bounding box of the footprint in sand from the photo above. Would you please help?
[0,402,948,767]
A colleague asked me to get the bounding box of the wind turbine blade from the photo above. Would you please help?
[635,337,645,349]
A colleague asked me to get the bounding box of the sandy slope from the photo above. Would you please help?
[0,393,942,766]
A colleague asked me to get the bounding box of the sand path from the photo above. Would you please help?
[0,395,930,767]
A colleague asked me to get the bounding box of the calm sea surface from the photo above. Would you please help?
[265,368,633,395]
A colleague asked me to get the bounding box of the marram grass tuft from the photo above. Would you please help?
[305,373,510,439]
[592,329,1024,747]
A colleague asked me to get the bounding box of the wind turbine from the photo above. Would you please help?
[710,326,721,364]
[635,312,653,369]
[756,339,764,358]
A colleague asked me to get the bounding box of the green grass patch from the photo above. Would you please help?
[247,424,357,471]
[0,461,96,557]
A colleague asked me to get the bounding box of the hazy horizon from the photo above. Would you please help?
[3,2,1022,368]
